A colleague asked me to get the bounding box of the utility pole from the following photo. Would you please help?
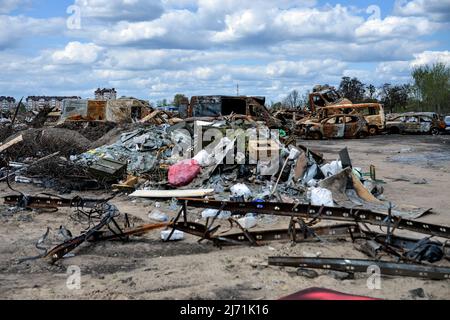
[236,84,239,96]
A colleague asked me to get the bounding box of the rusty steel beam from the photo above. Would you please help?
[268,257,450,280]
[178,199,450,239]
[3,195,110,209]
[212,224,361,246]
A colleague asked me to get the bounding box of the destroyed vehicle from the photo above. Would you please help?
[302,114,369,140]
[445,116,450,131]
[61,98,148,123]
[308,85,386,135]
[271,108,306,125]
[386,113,446,135]
[179,95,282,128]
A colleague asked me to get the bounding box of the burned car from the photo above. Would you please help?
[386,113,446,135]
[302,114,369,140]
[307,85,386,135]
[178,95,282,128]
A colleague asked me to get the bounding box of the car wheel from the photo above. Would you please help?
[389,127,400,134]
[309,132,322,140]
[431,127,440,136]
[357,131,369,139]
[368,126,378,136]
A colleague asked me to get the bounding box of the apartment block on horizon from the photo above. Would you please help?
[95,88,117,101]
[26,96,81,111]
[0,96,16,111]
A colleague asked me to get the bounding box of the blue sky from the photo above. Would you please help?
[0,0,449,103]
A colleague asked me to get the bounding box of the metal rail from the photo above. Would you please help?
[178,198,450,239]
[3,195,111,209]
[268,257,450,280]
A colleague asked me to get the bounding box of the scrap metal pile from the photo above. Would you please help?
[1,97,449,285]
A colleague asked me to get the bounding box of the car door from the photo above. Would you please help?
[419,116,432,133]
[322,116,345,138]
[343,116,359,138]
[404,116,421,133]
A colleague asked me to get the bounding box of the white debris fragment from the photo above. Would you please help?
[161,230,184,241]
[237,215,258,229]
[201,209,232,219]
[231,183,252,198]
[309,187,334,207]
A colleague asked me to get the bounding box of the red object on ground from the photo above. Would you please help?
[168,159,201,187]
[279,288,380,301]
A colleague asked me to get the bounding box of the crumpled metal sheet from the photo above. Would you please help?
[319,167,432,219]
[77,127,173,175]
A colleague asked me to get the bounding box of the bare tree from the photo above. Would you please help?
[283,90,301,109]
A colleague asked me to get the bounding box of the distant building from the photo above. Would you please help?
[95,88,117,101]
[26,96,81,111]
[0,96,16,111]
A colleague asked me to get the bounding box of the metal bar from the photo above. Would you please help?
[268,257,450,280]
[172,221,220,239]
[178,198,450,239]
[163,206,184,242]
[90,223,169,242]
[213,224,360,246]
[3,195,109,209]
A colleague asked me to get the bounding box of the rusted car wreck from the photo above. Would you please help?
[386,112,446,135]
[302,114,369,140]
[305,85,386,135]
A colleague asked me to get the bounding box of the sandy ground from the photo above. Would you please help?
[0,134,449,300]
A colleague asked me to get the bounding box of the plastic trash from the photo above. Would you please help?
[309,187,334,207]
[237,215,258,229]
[15,176,32,184]
[303,164,319,184]
[168,159,201,187]
[320,160,342,177]
[161,230,184,241]
[230,183,252,198]
[307,179,319,187]
[288,147,302,160]
[201,209,232,220]
[148,210,169,222]
[193,150,214,167]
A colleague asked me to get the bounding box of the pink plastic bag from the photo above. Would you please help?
[168,159,201,187]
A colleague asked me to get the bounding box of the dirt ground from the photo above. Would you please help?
[0,134,449,300]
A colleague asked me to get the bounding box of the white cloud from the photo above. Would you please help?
[411,50,450,66]
[355,16,438,42]
[266,59,346,78]
[394,0,450,22]
[51,42,103,64]
[74,0,164,22]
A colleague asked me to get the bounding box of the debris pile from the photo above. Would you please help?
[1,94,449,293]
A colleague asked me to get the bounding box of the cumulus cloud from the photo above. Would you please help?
[394,0,450,23]
[411,50,450,66]
[355,16,438,42]
[51,42,103,64]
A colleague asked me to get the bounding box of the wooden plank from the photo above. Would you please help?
[0,135,23,153]
[129,189,215,198]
